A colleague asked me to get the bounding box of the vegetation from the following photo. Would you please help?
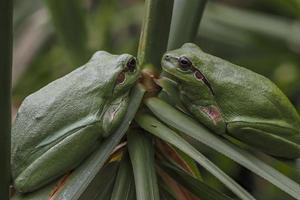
[2,0,300,199]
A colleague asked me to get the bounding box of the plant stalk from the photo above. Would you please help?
[0,0,13,199]
[137,0,174,70]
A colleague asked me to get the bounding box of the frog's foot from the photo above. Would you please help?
[227,122,300,159]
[14,125,100,193]
[187,104,226,135]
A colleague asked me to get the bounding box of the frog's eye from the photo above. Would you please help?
[126,57,136,73]
[116,72,126,85]
[178,56,192,71]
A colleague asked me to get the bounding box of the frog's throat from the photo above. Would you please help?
[102,92,130,137]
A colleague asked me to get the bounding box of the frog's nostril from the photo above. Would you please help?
[164,54,171,61]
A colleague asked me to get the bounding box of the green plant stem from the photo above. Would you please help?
[111,153,136,200]
[128,131,159,200]
[167,0,207,50]
[137,0,174,70]
[0,0,12,199]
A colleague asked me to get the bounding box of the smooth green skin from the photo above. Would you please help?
[162,43,300,159]
[11,51,140,193]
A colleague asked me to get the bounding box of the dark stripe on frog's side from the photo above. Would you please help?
[193,69,215,95]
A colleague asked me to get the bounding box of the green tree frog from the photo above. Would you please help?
[11,51,140,193]
[162,43,300,159]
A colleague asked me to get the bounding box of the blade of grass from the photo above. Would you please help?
[160,162,233,200]
[0,0,12,199]
[146,97,300,200]
[111,153,136,200]
[136,113,255,200]
[52,84,145,200]
[137,0,174,70]
[167,0,207,50]
[128,131,160,200]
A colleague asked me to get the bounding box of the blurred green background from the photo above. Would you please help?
[12,0,300,112]
[11,0,300,199]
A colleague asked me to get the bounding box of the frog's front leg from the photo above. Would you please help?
[14,125,101,193]
[186,103,226,135]
[227,121,300,159]
[102,93,129,136]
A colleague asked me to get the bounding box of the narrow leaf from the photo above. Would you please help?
[136,113,255,200]
[128,131,160,200]
[146,97,300,200]
[159,182,183,200]
[160,162,233,200]
[79,162,119,200]
[137,0,174,69]
[160,189,179,200]
[111,153,136,200]
[157,166,198,200]
[156,140,201,179]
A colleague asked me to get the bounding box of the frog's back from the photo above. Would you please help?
[11,62,109,178]
[198,52,300,130]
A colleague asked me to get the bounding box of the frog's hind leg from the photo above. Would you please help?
[14,125,101,193]
[227,121,300,159]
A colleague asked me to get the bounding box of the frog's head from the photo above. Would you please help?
[88,51,140,99]
[162,43,214,95]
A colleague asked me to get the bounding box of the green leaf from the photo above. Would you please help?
[145,97,300,200]
[156,139,201,179]
[174,149,202,180]
[79,162,119,200]
[168,0,207,50]
[159,184,181,200]
[160,162,233,200]
[136,113,255,200]
[51,84,145,200]
[128,130,160,200]
[137,0,174,70]
[111,153,136,200]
